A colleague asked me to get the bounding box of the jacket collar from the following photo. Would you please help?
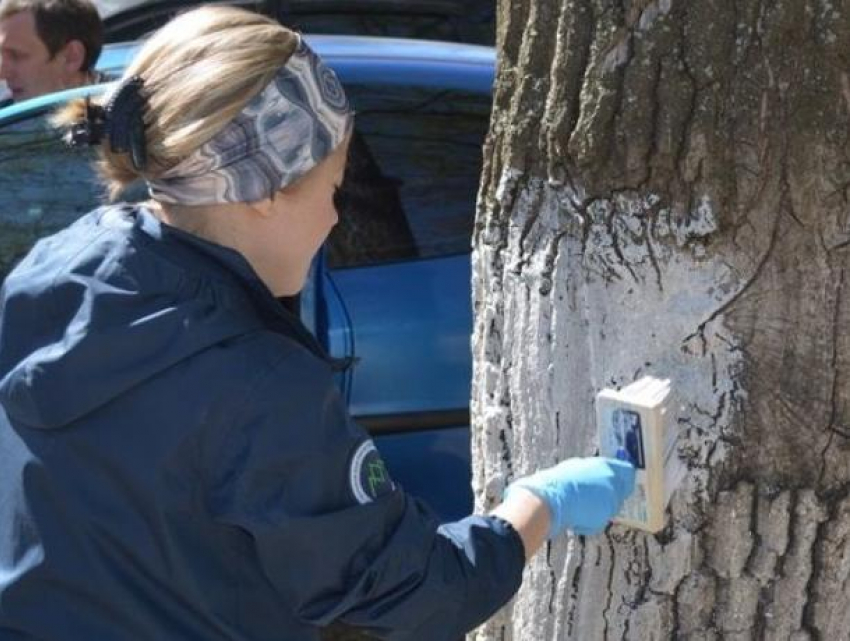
[131,204,332,364]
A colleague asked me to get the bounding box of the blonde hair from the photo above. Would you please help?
[53,6,299,200]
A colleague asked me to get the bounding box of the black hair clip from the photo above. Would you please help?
[104,75,148,171]
[65,97,106,148]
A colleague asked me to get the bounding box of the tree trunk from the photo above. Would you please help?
[470,0,850,639]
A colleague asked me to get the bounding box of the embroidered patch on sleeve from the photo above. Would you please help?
[349,440,395,504]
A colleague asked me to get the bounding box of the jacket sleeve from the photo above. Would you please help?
[206,344,525,640]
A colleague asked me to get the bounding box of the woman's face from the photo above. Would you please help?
[252,135,351,296]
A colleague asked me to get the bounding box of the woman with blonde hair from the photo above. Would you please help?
[0,6,634,639]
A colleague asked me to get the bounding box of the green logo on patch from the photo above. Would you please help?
[350,440,395,504]
[367,460,389,496]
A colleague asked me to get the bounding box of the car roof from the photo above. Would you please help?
[0,34,494,124]
[93,34,496,73]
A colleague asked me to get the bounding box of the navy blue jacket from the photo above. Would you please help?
[0,205,524,640]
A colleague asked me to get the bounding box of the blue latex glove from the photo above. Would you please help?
[505,457,636,538]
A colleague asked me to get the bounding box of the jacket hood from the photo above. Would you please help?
[0,206,273,429]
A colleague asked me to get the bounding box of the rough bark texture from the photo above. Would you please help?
[470,0,850,639]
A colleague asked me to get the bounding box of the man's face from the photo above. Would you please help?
[0,10,78,102]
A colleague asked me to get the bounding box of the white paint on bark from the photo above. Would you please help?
[471,168,750,639]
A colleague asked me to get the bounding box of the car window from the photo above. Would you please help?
[0,83,491,278]
[0,113,104,280]
[327,85,490,269]
[0,111,146,281]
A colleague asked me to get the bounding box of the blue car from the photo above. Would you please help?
[0,35,494,522]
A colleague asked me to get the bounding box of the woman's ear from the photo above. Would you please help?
[246,197,275,218]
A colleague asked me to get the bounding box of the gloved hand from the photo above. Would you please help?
[505,457,636,538]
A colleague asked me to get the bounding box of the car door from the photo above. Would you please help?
[322,80,492,522]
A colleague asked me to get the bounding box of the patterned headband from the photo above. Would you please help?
[147,38,354,205]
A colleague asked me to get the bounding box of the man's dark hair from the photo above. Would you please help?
[0,0,103,72]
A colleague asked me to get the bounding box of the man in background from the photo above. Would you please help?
[0,0,103,107]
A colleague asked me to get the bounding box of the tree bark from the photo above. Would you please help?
[470,1,850,639]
